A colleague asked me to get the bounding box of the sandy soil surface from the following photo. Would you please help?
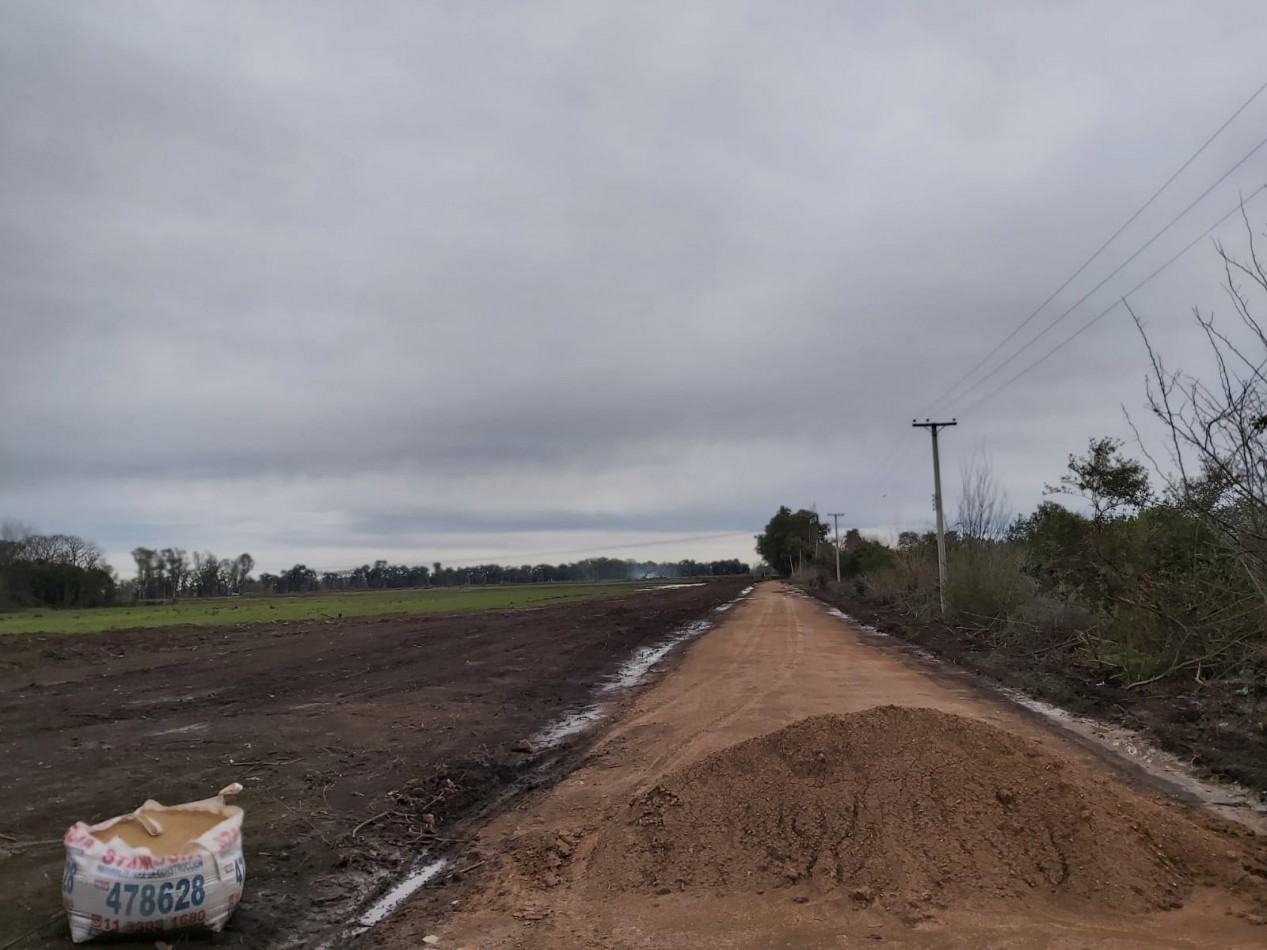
[0,580,747,949]
[369,583,1267,949]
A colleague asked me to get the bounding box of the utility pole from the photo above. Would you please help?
[912,418,957,616]
[827,512,845,584]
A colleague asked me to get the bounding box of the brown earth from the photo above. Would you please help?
[810,587,1267,795]
[592,707,1265,916]
[0,579,748,949]
[369,583,1267,949]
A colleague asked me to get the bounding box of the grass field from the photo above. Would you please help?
[0,581,676,635]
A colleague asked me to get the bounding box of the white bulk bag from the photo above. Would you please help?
[62,783,246,943]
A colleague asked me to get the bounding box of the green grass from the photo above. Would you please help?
[0,581,669,635]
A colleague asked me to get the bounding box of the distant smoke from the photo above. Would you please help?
[626,560,683,580]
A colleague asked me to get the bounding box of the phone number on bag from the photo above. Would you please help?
[85,910,207,934]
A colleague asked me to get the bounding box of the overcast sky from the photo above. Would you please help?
[3,2,1267,576]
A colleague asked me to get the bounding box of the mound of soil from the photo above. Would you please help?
[591,707,1266,914]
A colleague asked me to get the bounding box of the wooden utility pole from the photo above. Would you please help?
[827,512,845,584]
[912,418,957,616]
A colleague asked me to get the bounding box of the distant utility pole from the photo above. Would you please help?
[827,512,845,584]
[810,503,821,558]
[912,418,957,616]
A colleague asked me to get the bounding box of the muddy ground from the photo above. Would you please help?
[0,579,747,949]
[809,586,1267,797]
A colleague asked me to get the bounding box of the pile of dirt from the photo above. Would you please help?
[591,707,1266,915]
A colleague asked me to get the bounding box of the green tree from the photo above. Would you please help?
[235,552,254,593]
[756,507,829,576]
[1047,437,1150,523]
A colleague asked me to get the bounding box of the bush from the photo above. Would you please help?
[1,560,116,610]
[862,544,940,619]
[944,543,1032,627]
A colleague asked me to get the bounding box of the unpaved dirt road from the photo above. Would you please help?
[370,582,1267,949]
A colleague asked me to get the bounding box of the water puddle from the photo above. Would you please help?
[147,721,209,737]
[345,859,448,935]
[126,688,221,707]
[819,602,1267,833]
[531,616,723,750]
[315,859,448,948]
[636,582,706,591]
[531,706,608,747]
[997,686,1267,832]
[715,586,755,612]
[599,619,713,693]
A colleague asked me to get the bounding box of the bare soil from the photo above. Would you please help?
[811,587,1267,795]
[374,583,1267,949]
[593,707,1266,916]
[0,579,748,948]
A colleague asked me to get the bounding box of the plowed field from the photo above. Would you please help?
[0,579,748,948]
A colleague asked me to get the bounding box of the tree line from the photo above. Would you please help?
[0,526,116,609]
[2,523,749,610]
[255,556,749,595]
[129,548,255,600]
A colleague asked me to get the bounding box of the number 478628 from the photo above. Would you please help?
[104,876,206,917]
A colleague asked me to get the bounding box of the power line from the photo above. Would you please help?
[863,436,917,501]
[924,76,1267,412]
[872,185,1266,530]
[854,80,1267,533]
[947,131,1267,410]
[959,186,1267,414]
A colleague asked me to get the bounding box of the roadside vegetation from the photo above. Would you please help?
[759,220,1267,792]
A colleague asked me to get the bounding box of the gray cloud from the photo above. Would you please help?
[3,1,1267,573]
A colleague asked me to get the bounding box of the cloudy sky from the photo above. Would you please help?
[3,2,1267,576]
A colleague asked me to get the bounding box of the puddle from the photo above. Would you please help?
[997,686,1267,832]
[636,583,706,591]
[822,609,940,660]
[147,721,209,737]
[321,858,448,946]
[819,602,1267,833]
[713,586,755,612]
[126,688,221,707]
[599,619,713,693]
[531,617,721,750]
[532,707,608,747]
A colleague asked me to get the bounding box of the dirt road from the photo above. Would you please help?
[371,582,1267,949]
[0,580,747,949]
